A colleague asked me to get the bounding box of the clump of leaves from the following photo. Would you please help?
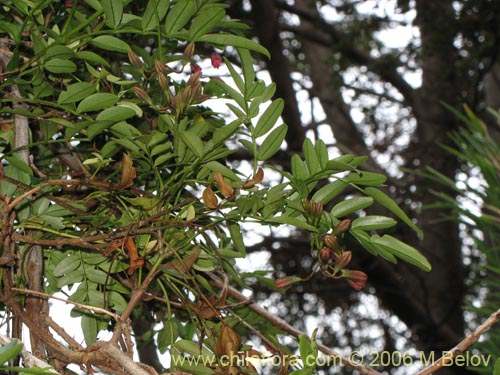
[0,1,429,374]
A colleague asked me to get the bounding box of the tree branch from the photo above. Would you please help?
[207,272,383,375]
[416,307,500,375]
[277,0,416,105]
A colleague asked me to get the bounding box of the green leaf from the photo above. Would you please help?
[364,187,423,239]
[77,93,119,113]
[180,130,204,158]
[212,119,241,146]
[41,215,65,229]
[330,196,373,218]
[85,268,110,284]
[164,0,197,35]
[75,51,111,66]
[258,123,287,161]
[0,340,23,365]
[203,161,239,181]
[315,139,329,169]
[53,255,81,277]
[199,34,270,58]
[82,315,98,345]
[213,79,246,109]
[269,216,318,232]
[239,48,256,95]
[291,154,308,180]
[298,335,313,368]
[96,106,136,122]
[351,216,397,231]
[108,291,127,312]
[44,58,77,73]
[289,369,313,375]
[189,7,225,39]
[142,0,170,31]
[173,340,212,357]
[56,268,84,288]
[57,82,96,105]
[371,234,431,272]
[345,171,387,186]
[303,138,320,175]
[311,180,349,204]
[5,154,32,176]
[102,0,123,28]
[224,58,245,93]
[45,45,74,60]
[90,35,130,53]
[228,222,245,255]
[158,319,179,353]
[255,99,284,138]
[493,357,500,375]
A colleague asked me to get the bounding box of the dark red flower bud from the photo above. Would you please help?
[342,269,367,291]
[320,247,332,262]
[191,63,202,74]
[211,52,222,69]
[274,275,302,290]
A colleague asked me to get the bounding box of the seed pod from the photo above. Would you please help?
[183,42,195,63]
[214,172,234,198]
[242,167,264,189]
[158,72,169,91]
[215,324,241,358]
[324,235,340,250]
[202,186,218,209]
[333,219,351,235]
[154,59,167,76]
[128,50,142,69]
[133,87,151,103]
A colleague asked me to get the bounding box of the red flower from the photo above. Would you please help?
[274,275,302,290]
[342,269,367,291]
[191,63,202,74]
[211,52,222,68]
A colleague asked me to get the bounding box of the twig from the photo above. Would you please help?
[43,316,84,351]
[415,307,500,375]
[11,288,120,321]
[207,272,383,375]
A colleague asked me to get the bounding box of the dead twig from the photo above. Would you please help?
[11,288,120,321]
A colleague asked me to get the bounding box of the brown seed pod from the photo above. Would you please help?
[242,167,264,189]
[202,186,218,209]
[214,172,234,198]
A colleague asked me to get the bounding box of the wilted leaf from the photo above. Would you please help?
[119,153,136,188]
[162,248,201,273]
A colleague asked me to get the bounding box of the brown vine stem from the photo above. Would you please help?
[415,307,500,375]
[207,273,383,375]
[11,288,120,321]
